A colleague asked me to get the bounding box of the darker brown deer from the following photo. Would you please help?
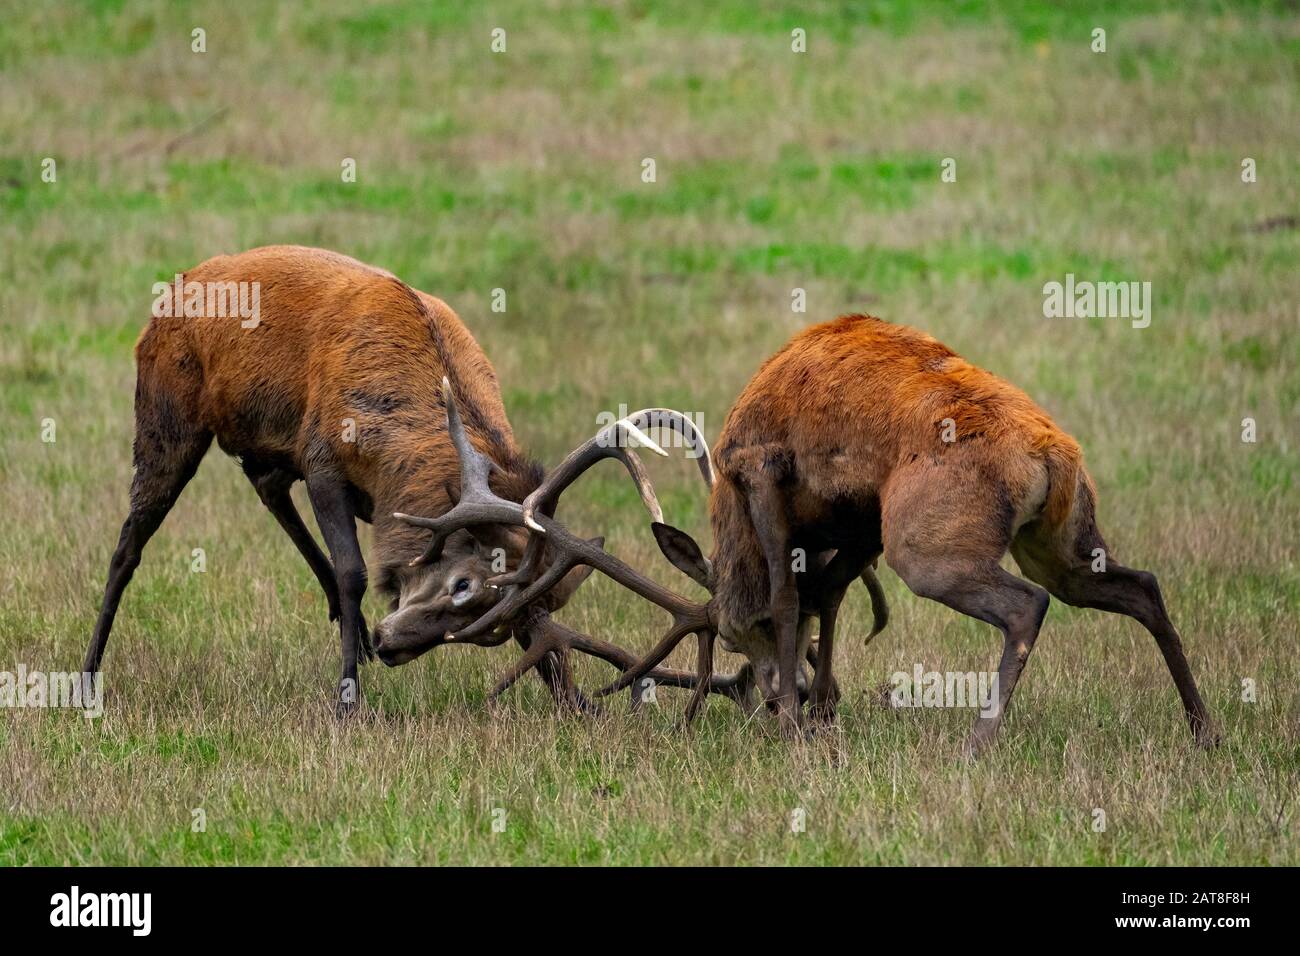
[85,245,620,714]
[595,315,1218,753]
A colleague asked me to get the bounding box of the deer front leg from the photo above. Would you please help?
[305,474,372,717]
[745,476,802,737]
[808,605,841,725]
[807,547,871,725]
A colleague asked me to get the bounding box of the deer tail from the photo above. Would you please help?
[861,563,889,645]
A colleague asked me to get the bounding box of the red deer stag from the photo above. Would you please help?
[84,245,674,714]
[588,315,1216,753]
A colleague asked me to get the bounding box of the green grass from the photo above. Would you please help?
[0,0,1297,865]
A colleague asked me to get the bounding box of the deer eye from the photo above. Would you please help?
[453,578,471,594]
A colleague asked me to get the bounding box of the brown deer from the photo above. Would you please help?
[576,314,1216,753]
[83,245,669,714]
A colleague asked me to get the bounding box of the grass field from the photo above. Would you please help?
[0,0,1297,865]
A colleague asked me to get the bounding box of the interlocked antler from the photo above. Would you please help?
[451,404,714,659]
[399,378,668,569]
[394,379,736,713]
[488,607,756,713]
[521,407,715,533]
[440,406,715,645]
[477,410,740,721]
[467,523,753,719]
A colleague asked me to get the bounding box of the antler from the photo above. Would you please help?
[483,410,734,723]
[447,508,713,644]
[521,408,714,532]
[439,407,715,646]
[470,405,714,650]
[488,607,754,714]
[394,379,728,715]
[395,378,669,567]
[398,380,718,644]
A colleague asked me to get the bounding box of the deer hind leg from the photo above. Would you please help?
[959,570,1049,757]
[1012,527,1217,748]
[84,389,211,676]
[883,461,1049,756]
[243,462,341,622]
[891,555,1048,757]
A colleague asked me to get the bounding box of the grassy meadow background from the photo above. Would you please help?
[0,0,1297,864]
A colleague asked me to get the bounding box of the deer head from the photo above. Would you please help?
[372,379,734,710]
[394,389,763,718]
[638,519,811,710]
[370,525,596,666]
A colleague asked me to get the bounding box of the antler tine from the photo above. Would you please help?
[395,377,527,566]
[395,498,522,567]
[521,408,712,534]
[593,618,700,699]
[616,441,666,524]
[627,408,715,489]
[517,418,667,534]
[442,376,494,499]
[488,609,752,714]
[445,510,712,646]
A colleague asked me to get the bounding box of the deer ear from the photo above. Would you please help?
[651,522,712,591]
[544,536,604,609]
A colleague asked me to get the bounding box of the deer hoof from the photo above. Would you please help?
[778,712,805,742]
[808,701,838,727]
[568,690,603,718]
[960,732,996,761]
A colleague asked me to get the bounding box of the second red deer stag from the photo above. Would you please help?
[599,315,1218,753]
